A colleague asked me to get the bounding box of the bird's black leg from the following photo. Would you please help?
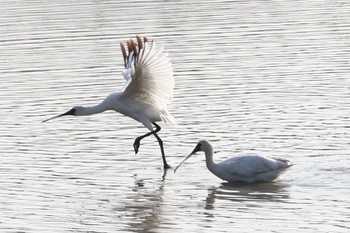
[152,122,171,169]
[133,131,154,154]
[133,123,162,154]
[133,122,170,169]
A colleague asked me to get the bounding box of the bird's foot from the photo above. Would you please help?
[133,139,141,154]
[163,162,171,170]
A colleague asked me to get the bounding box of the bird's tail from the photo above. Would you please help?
[160,112,177,125]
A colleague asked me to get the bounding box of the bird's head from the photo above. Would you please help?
[189,142,203,154]
[42,106,80,123]
[192,139,213,153]
[174,139,212,173]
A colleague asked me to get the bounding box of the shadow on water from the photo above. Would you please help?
[205,181,290,210]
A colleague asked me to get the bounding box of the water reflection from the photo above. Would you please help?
[205,182,290,210]
[121,174,166,233]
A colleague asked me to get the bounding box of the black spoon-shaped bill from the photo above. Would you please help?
[174,143,202,173]
[42,108,76,123]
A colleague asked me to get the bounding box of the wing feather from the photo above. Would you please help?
[222,155,290,177]
[120,36,174,111]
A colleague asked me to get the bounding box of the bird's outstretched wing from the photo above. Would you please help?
[120,36,174,111]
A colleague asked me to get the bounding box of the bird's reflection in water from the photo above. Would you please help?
[205,181,291,210]
[162,169,168,181]
[121,173,167,233]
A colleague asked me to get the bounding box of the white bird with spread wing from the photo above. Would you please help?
[175,140,293,183]
[43,36,176,169]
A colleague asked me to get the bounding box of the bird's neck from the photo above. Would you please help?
[205,148,227,180]
[77,93,122,116]
[79,103,108,116]
[204,146,218,174]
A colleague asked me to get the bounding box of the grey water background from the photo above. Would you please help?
[1,0,350,232]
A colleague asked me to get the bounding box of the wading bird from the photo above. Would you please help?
[175,140,293,183]
[43,36,176,169]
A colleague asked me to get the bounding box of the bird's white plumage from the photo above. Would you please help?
[121,40,175,124]
[218,154,292,183]
[43,36,176,169]
[175,140,293,183]
[220,154,287,176]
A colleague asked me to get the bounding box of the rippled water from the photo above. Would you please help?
[1,0,350,232]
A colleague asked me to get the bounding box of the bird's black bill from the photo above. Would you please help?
[174,153,194,173]
[174,143,202,173]
[42,108,76,123]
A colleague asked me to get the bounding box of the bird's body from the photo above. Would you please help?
[175,140,293,183]
[43,36,175,169]
[210,154,292,183]
[75,92,171,130]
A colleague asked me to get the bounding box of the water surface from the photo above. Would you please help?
[1,1,349,232]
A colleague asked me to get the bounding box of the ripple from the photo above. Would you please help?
[1,0,350,232]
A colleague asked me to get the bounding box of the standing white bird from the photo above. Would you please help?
[175,140,293,183]
[43,36,176,169]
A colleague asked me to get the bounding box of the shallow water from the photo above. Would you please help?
[1,0,350,232]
